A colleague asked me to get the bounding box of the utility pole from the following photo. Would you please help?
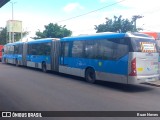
[132,15,143,32]
[10,1,16,43]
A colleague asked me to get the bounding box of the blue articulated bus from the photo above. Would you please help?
[3,38,60,72]
[2,33,159,84]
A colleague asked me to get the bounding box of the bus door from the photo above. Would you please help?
[60,40,85,77]
[60,42,69,65]
[59,41,72,74]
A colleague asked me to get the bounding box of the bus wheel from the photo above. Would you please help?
[85,68,96,83]
[42,62,47,73]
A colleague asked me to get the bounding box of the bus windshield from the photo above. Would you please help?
[131,37,157,53]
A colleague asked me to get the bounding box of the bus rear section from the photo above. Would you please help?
[0,45,3,62]
[128,37,159,84]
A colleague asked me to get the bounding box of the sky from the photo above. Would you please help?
[0,0,160,37]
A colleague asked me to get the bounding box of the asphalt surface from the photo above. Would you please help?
[0,63,160,120]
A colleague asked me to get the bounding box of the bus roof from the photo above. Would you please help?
[61,33,126,41]
[27,38,59,44]
[61,32,154,41]
[5,41,24,46]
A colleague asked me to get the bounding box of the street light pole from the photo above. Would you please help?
[10,2,16,43]
[11,2,14,20]
[132,15,143,32]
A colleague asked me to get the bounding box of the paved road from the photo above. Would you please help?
[0,63,160,120]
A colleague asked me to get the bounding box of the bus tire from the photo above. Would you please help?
[42,62,47,73]
[85,68,96,83]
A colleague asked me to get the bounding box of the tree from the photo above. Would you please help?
[0,27,8,45]
[35,23,72,39]
[0,27,29,45]
[95,15,143,33]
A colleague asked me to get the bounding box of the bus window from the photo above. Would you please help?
[98,40,114,60]
[113,43,129,60]
[131,38,157,52]
[72,41,84,58]
[85,40,98,59]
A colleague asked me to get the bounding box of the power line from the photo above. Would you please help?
[57,0,127,23]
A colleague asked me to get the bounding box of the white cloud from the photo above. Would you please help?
[63,3,84,13]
